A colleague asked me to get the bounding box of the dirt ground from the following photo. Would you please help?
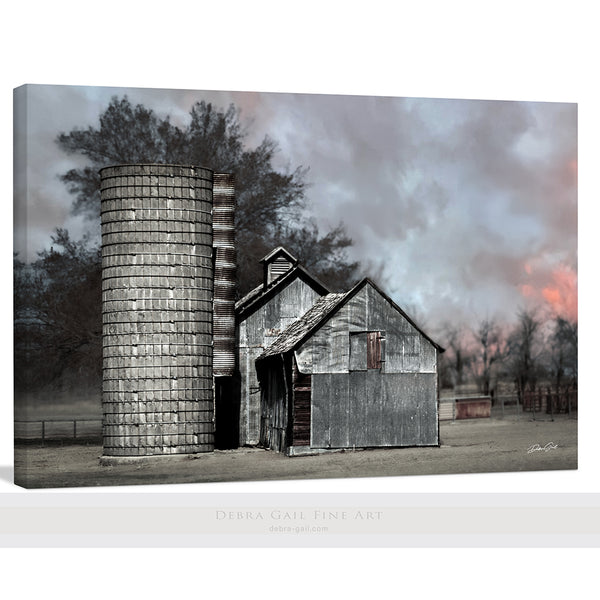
[13,413,577,489]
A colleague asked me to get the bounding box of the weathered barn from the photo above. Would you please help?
[235,247,329,446]
[255,278,444,454]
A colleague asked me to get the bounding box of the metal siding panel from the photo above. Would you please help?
[421,338,437,372]
[347,290,368,331]
[309,372,438,448]
[297,300,352,375]
[393,372,437,445]
[294,343,313,373]
[386,375,402,446]
[328,373,348,447]
[365,284,379,331]
[384,339,404,373]
[349,332,367,371]
[340,374,351,448]
[348,371,367,447]
[238,347,249,443]
[398,374,417,445]
[279,278,322,321]
[311,373,330,447]
[311,322,332,372]
[402,334,421,372]
[327,319,349,373]
[364,369,383,445]
[421,373,439,444]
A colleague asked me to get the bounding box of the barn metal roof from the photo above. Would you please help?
[257,278,445,360]
[235,282,264,310]
[258,292,348,359]
[235,264,330,320]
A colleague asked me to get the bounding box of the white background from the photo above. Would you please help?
[1,0,597,594]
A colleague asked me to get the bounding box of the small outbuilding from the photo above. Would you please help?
[235,247,329,446]
[255,278,445,454]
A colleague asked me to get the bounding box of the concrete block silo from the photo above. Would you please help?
[100,164,215,457]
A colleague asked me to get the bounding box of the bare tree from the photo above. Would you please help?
[471,318,507,398]
[547,316,578,392]
[439,322,473,390]
[506,309,543,402]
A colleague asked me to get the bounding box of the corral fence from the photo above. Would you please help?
[14,419,102,445]
[440,389,578,421]
[521,388,578,416]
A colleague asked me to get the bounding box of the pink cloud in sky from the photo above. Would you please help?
[519,263,577,321]
[542,265,578,321]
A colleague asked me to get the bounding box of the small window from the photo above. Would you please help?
[367,331,383,369]
[349,331,385,371]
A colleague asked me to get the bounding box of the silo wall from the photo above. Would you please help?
[100,164,214,456]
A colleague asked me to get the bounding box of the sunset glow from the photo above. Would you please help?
[542,266,578,321]
[519,264,577,321]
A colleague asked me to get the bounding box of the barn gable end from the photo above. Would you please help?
[257,278,443,453]
[295,282,438,375]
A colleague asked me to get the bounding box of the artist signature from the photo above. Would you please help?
[527,442,559,454]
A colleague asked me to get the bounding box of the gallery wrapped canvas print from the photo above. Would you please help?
[13,84,577,488]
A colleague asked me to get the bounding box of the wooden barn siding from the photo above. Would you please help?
[237,278,323,445]
[259,358,290,452]
[291,358,311,445]
[311,372,438,448]
[295,284,437,375]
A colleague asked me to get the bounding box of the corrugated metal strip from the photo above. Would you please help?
[212,173,236,377]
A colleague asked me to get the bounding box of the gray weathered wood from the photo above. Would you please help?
[237,275,325,445]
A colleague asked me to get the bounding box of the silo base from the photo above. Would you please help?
[99,452,212,467]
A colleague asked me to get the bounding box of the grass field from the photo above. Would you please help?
[14,394,102,421]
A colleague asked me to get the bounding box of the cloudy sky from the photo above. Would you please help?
[15,84,577,328]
